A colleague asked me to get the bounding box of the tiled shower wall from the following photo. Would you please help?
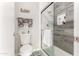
[54,2,74,55]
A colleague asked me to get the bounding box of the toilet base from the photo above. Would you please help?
[19,45,33,56]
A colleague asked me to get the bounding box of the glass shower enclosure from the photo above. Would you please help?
[41,2,74,56]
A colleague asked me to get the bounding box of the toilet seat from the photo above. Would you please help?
[20,45,33,56]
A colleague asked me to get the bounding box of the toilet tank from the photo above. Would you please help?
[20,34,31,45]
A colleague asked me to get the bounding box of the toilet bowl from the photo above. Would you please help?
[20,45,33,56]
[19,33,33,56]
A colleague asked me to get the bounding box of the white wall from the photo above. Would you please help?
[74,2,79,56]
[15,2,41,49]
[0,2,15,56]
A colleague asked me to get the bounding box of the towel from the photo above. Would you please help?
[42,29,52,47]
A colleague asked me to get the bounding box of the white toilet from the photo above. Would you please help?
[19,33,33,56]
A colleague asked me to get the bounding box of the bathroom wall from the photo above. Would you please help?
[0,2,49,56]
[54,2,74,55]
[53,2,79,56]
[0,2,15,56]
[74,2,79,56]
[15,2,41,52]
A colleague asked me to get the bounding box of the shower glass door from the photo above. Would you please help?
[41,3,54,56]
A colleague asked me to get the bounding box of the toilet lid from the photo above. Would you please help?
[20,45,33,56]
